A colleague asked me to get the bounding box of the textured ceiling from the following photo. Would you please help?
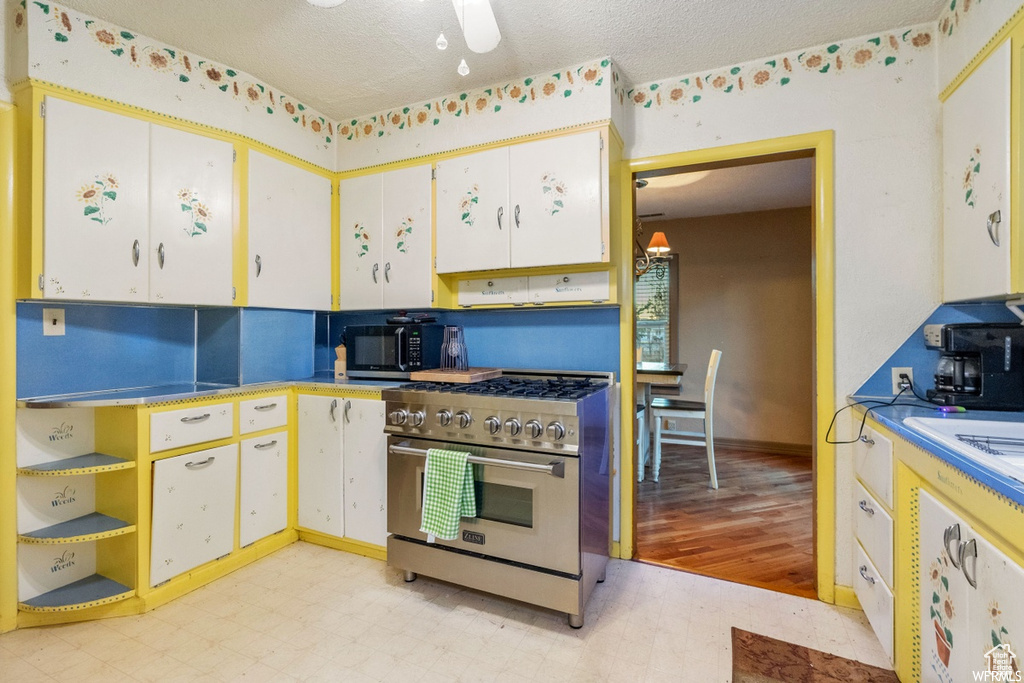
[56,0,946,120]
[636,158,814,222]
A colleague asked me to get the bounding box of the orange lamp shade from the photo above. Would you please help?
[646,231,670,255]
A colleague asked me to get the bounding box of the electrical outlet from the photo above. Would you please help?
[42,308,65,336]
[923,324,943,348]
[891,367,913,395]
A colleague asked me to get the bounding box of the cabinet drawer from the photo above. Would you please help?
[853,425,893,509]
[854,544,894,664]
[239,394,288,435]
[527,271,610,304]
[150,444,238,586]
[854,481,894,588]
[239,431,288,547]
[458,277,528,306]
[150,402,233,453]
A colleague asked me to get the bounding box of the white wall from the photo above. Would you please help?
[937,0,1022,90]
[627,24,941,586]
[660,208,814,448]
[1,0,11,102]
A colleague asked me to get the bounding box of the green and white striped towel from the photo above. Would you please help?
[420,448,477,541]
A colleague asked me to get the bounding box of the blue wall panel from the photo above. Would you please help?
[197,308,240,386]
[856,302,1019,398]
[240,308,315,384]
[320,306,621,377]
[16,302,196,399]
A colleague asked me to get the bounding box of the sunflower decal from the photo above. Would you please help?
[396,217,413,254]
[76,174,118,225]
[354,223,370,257]
[541,173,567,216]
[178,189,210,237]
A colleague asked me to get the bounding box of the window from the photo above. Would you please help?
[635,256,674,364]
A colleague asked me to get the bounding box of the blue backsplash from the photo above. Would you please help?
[240,308,315,384]
[856,302,1020,397]
[17,302,196,398]
[320,307,621,377]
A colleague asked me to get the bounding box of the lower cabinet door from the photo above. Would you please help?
[239,431,288,547]
[342,399,387,546]
[297,395,343,537]
[150,444,238,586]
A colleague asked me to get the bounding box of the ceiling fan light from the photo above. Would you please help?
[436,32,448,50]
[306,0,346,7]
[458,58,470,76]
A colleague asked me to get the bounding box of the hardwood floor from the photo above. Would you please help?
[635,443,816,598]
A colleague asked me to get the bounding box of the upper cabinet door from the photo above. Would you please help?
[248,151,332,311]
[382,165,433,309]
[339,173,384,310]
[942,41,1011,302]
[435,147,510,273]
[43,97,150,302]
[149,126,235,306]
[509,130,604,269]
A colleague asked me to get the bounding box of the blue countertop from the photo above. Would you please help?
[852,396,1024,505]
[18,375,405,408]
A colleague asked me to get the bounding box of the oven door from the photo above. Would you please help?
[387,436,581,575]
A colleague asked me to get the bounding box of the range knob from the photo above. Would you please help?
[484,416,502,435]
[525,419,543,439]
[388,409,408,425]
[436,409,452,427]
[504,418,522,437]
[408,410,425,427]
[455,410,472,428]
[546,421,566,441]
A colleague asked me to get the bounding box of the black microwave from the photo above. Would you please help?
[345,324,444,379]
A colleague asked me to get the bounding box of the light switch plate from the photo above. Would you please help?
[42,308,65,336]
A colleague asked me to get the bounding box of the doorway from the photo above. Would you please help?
[618,132,837,603]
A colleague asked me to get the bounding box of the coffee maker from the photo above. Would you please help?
[927,323,1024,410]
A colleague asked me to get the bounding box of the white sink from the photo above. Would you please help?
[903,417,1024,484]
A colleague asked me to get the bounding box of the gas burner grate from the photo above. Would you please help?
[955,433,1024,457]
[397,376,605,400]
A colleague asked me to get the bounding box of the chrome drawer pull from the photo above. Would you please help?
[329,399,338,422]
[254,254,262,277]
[388,444,564,478]
[253,403,278,412]
[180,413,211,424]
[185,457,215,469]
[858,565,876,585]
[944,523,963,569]
[497,205,503,230]
[960,538,978,588]
[254,440,278,451]
[859,434,874,446]
[858,500,875,516]
[344,400,351,423]
[132,239,141,267]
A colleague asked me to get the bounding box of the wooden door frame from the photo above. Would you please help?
[617,130,837,604]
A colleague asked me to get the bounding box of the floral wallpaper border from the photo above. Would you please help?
[338,59,611,143]
[16,1,335,147]
[939,0,983,39]
[627,27,933,110]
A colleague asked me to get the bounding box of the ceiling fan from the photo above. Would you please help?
[306,0,500,72]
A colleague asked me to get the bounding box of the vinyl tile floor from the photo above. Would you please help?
[0,541,891,682]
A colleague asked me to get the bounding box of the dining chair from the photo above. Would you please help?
[651,349,722,489]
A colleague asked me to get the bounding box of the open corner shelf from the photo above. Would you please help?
[18,575,134,613]
[17,453,135,477]
[18,512,136,545]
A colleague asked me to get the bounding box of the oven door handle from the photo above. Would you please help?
[388,444,565,478]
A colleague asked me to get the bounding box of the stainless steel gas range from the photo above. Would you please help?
[383,369,612,628]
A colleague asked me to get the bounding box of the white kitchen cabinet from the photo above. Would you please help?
[149,125,234,306]
[248,151,332,311]
[436,147,510,273]
[917,488,1024,681]
[150,444,238,586]
[942,41,1011,302]
[43,97,150,302]
[41,97,235,306]
[149,402,234,453]
[239,431,288,547]
[342,398,387,546]
[338,164,433,310]
[457,276,529,306]
[297,394,343,537]
[239,394,289,435]
[435,130,606,273]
